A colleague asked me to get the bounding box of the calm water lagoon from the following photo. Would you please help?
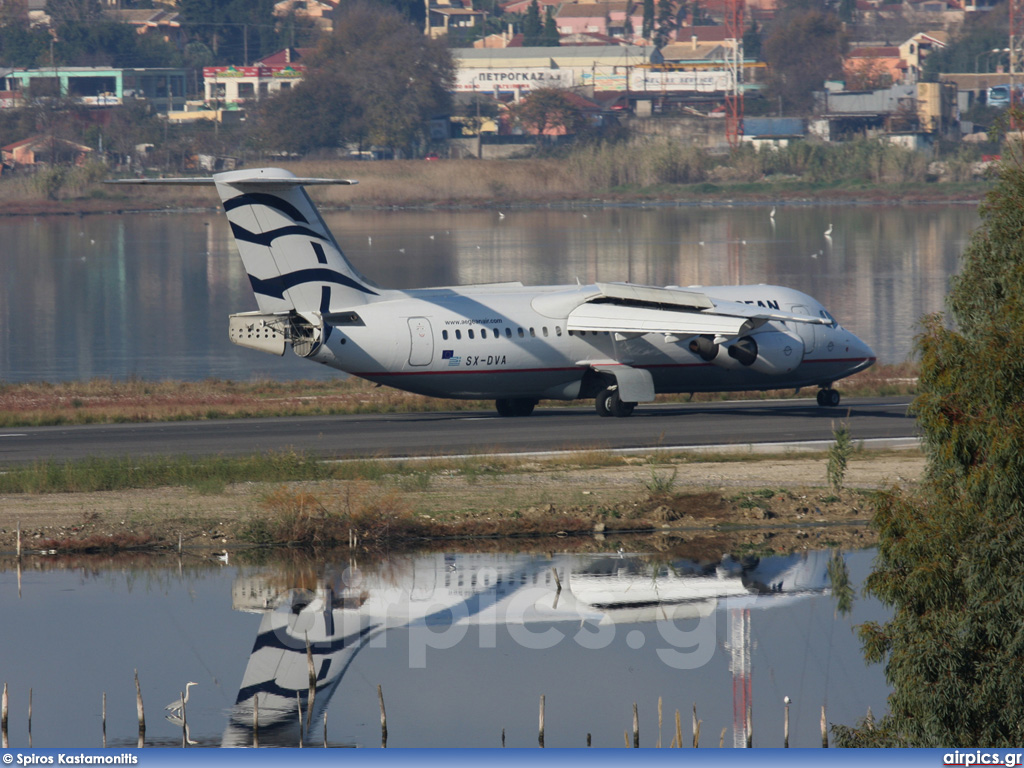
[0,203,977,382]
[0,546,890,748]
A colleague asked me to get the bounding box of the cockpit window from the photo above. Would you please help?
[820,309,839,327]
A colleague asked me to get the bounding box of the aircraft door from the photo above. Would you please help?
[407,317,434,366]
[790,305,816,354]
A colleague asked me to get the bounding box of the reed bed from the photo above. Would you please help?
[0,138,993,213]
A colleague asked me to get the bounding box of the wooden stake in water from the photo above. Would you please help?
[657,697,662,748]
[134,669,145,747]
[551,567,561,592]
[821,705,828,748]
[674,709,681,749]
[16,521,21,559]
[296,693,303,748]
[102,692,107,748]
[2,682,8,749]
[692,703,699,748]
[252,696,259,749]
[784,696,791,748]
[746,704,753,748]
[586,733,591,747]
[632,702,639,748]
[28,688,32,748]
[323,712,327,748]
[378,684,388,748]
[719,727,726,748]
[179,690,188,748]
[305,633,316,733]
[178,688,188,749]
[538,694,545,748]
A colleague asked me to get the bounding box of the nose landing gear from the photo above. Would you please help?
[816,387,841,407]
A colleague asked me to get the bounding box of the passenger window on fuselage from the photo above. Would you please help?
[518,328,524,338]
[492,328,499,339]
[468,329,475,339]
[542,327,549,337]
[529,327,536,337]
[455,330,462,340]
[442,330,449,340]
[556,327,562,336]
[505,327,512,338]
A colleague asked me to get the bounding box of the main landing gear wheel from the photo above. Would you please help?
[816,388,841,407]
[595,386,636,418]
[495,398,538,417]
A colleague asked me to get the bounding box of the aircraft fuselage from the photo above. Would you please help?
[307,283,874,401]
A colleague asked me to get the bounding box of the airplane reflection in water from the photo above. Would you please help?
[222,550,831,747]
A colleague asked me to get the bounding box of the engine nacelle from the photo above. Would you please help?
[690,331,804,374]
[729,330,805,374]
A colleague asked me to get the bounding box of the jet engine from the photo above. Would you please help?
[689,330,804,375]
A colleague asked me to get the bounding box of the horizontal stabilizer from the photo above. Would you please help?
[107,174,357,188]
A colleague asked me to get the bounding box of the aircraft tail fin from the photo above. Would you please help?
[212,168,377,313]
[111,168,377,313]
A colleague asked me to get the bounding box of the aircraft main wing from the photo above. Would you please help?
[566,283,831,338]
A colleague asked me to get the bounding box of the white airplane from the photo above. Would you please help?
[222,550,830,746]
[116,168,875,417]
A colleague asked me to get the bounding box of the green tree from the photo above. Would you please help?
[0,4,49,67]
[541,6,560,46]
[921,11,1009,79]
[45,0,103,26]
[513,87,586,144]
[254,1,453,157]
[642,0,654,39]
[523,0,543,46]
[653,0,674,49]
[833,132,1024,747]
[177,0,282,64]
[623,1,635,37]
[742,20,761,62]
[762,6,844,113]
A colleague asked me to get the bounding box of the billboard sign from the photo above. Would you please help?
[456,68,574,92]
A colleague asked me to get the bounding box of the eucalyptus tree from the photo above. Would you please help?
[834,129,1024,747]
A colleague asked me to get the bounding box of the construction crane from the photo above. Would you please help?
[1011,0,1024,115]
[728,607,752,747]
[723,0,746,148]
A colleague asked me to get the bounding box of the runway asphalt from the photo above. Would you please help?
[0,396,916,466]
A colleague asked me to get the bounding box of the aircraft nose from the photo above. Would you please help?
[847,333,876,371]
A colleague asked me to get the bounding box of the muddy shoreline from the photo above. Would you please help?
[0,452,924,559]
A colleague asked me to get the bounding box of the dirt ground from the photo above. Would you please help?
[0,451,924,556]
